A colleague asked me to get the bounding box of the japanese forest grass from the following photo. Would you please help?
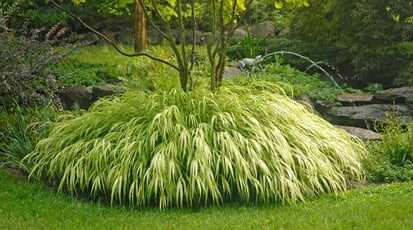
[23,82,367,209]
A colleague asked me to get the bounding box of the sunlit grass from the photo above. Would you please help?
[1,167,413,229]
[24,81,367,208]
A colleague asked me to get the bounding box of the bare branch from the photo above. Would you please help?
[50,0,179,71]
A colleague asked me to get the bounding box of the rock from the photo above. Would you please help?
[57,85,126,111]
[116,32,134,45]
[335,125,382,140]
[223,67,244,79]
[276,28,289,37]
[147,28,163,45]
[249,21,279,38]
[327,104,412,128]
[407,97,413,110]
[296,94,315,110]
[80,32,99,44]
[175,30,203,45]
[200,32,221,45]
[91,85,125,100]
[337,92,374,105]
[57,86,91,110]
[233,28,248,38]
[315,99,337,114]
[97,31,117,45]
[374,87,413,103]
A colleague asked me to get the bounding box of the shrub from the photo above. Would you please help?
[287,0,413,88]
[0,2,70,109]
[227,63,342,101]
[365,115,413,182]
[0,104,58,172]
[24,82,367,208]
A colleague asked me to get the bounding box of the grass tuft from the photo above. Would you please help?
[24,82,367,208]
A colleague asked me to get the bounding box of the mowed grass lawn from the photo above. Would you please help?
[1,167,413,229]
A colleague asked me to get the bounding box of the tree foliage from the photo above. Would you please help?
[288,0,413,87]
[51,0,310,91]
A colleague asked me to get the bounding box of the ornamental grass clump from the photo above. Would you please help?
[24,82,367,208]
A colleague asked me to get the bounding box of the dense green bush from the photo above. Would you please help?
[50,60,122,87]
[0,2,70,109]
[287,0,413,88]
[1,0,70,29]
[227,63,342,101]
[365,116,413,183]
[24,83,367,208]
[0,105,58,172]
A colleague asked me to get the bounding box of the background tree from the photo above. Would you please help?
[288,0,413,87]
[134,0,146,52]
[52,0,310,91]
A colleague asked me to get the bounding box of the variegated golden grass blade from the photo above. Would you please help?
[24,82,367,209]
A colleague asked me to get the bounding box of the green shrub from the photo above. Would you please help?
[50,60,122,87]
[0,2,74,110]
[365,116,413,182]
[287,0,413,88]
[65,45,182,91]
[227,31,268,59]
[227,63,341,101]
[24,82,367,208]
[0,105,58,172]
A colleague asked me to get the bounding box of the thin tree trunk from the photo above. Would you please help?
[134,0,147,52]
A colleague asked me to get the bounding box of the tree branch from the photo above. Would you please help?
[50,0,179,71]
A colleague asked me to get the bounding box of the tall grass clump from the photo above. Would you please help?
[0,105,58,172]
[24,82,367,208]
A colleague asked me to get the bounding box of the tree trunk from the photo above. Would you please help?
[134,0,147,52]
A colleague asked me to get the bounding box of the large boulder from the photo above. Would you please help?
[337,92,374,105]
[58,85,125,110]
[233,28,248,38]
[335,125,382,140]
[223,67,244,79]
[374,87,413,103]
[91,85,125,101]
[327,104,412,128]
[249,21,280,38]
[57,86,91,110]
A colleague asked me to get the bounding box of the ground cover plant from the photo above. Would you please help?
[365,116,413,183]
[0,105,58,172]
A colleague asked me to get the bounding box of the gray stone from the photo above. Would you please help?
[57,86,91,110]
[223,67,244,79]
[91,85,125,100]
[147,28,163,45]
[200,32,220,45]
[337,92,374,104]
[233,28,248,38]
[327,104,412,128]
[97,31,117,45]
[296,94,315,110]
[335,125,382,140]
[407,97,413,110]
[81,32,99,44]
[374,87,413,103]
[276,28,289,37]
[315,99,337,114]
[116,32,134,45]
[249,21,279,38]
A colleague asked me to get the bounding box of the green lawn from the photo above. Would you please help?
[1,167,412,229]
